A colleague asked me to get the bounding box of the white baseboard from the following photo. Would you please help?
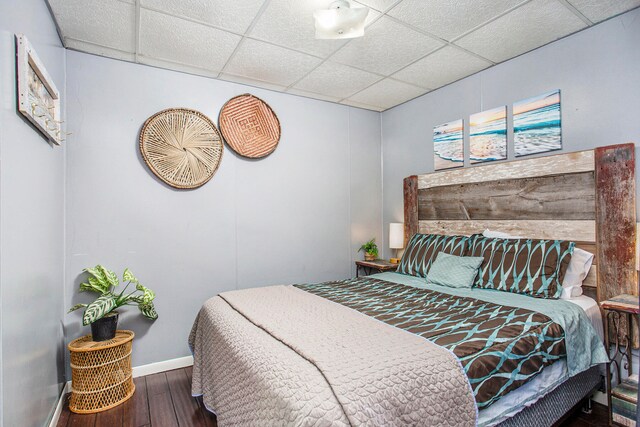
[132,355,194,378]
[48,355,194,427]
[48,382,71,427]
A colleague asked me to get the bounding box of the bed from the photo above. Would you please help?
[189,144,637,426]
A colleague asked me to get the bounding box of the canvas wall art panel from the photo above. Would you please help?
[469,106,507,164]
[433,119,463,170]
[514,90,562,157]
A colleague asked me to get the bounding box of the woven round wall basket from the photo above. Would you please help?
[139,108,223,189]
[219,94,281,159]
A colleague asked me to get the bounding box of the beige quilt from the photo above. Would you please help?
[189,285,477,426]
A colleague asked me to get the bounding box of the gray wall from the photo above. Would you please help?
[381,8,640,258]
[64,51,382,371]
[0,1,66,426]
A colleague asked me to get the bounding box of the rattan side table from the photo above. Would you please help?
[68,330,135,413]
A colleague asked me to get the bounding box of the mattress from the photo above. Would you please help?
[567,295,604,342]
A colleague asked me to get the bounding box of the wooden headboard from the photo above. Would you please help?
[403,143,637,303]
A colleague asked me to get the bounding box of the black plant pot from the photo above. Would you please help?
[90,312,119,341]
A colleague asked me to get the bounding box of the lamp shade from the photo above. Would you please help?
[389,223,404,249]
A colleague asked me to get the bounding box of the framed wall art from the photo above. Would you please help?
[16,34,62,145]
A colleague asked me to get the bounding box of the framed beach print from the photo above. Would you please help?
[16,34,62,145]
[469,106,507,164]
[433,119,463,170]
[514,90,562,157]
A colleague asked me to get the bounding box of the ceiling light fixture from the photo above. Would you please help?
[314,0,369,40]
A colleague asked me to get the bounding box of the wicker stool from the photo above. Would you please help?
[68,330,135,413]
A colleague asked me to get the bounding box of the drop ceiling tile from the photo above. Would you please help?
[48,0,135,52]
[285,88,342,103]
[293,61,382,99]
[348,78,426,110]
[139,9,241,72]
[223,39,323,87]
[392,46,491,89]
[353,0,400,12]
[249,0,350,57]
[218,73,288,92]
[331,16,444,76]
[65,39,136,61]
[388,0,523,41]
[138,56,221,79]
[455,0,587,63]
[566,0,640,23]
[340,99,384,111]
[139,0,266,34]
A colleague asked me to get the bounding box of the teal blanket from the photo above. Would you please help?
[373,272,608,376]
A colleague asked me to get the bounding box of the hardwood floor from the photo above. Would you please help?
[561,401,609,427]
[57,367,217,427]
[57,367,608,427]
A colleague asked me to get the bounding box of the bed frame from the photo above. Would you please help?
[402,143,637,425]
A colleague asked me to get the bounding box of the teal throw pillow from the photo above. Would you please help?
[425,252,484,289]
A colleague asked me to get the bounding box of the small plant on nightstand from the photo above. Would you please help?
[68,265,158,341]
[359,238,379,261]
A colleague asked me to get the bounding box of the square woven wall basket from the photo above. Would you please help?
[68,330,135,414]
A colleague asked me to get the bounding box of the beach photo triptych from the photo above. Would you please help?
[432,90,562,171]
[514,90,562,157]
[469,106,507,165]
[433,119,464,170]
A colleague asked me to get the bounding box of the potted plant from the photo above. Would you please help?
[359,238,379,261]
[68,265,158,341]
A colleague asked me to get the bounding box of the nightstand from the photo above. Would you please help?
[601,294,639,426]
[68,330,135,413]
[355,260,398,278]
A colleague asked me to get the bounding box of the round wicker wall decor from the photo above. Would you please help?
[139,108,223,189]
[219,94,281,159]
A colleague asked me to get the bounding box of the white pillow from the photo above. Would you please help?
[482,229,522,239]
[560,247,594,299]
[481,229,593,300]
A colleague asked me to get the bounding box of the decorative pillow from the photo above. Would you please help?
[482,228,592,300]
[560,247,594,299]
[397,233,470,278]
[425,252,484,289]
[468,235,574,299]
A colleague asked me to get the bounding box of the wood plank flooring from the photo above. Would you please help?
[561,401,609,427]
[58,367,217,427]
[57,367,608,427]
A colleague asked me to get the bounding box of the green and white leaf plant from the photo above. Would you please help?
[68,265,159,325]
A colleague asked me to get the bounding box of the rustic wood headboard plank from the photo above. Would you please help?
[418,220,596,242]
[403,175,418,247]
[418,150,594,190]
[595,143,637,302]
[418,172,595,221]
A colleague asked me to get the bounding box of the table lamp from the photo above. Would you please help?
[389,223,403,264]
